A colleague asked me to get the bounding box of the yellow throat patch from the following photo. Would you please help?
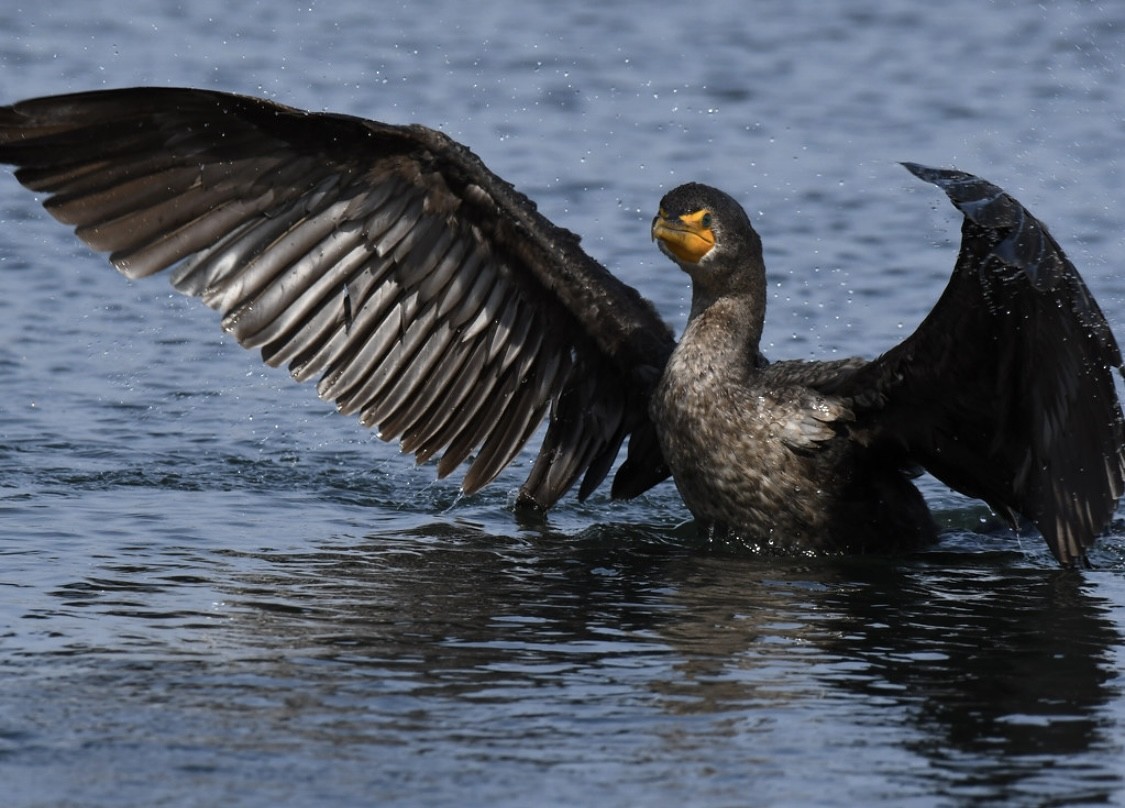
[651,208,716,264]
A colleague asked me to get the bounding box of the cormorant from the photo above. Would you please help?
[0,88,1120,566]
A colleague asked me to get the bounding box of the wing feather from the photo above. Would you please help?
[0,86,676,504]
[843,163,1125,565]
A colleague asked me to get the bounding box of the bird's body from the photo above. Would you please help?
[652,339,935,555]
[648,182,936,554]
[0,88,1121,566]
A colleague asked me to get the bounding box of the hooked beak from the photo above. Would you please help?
[651,210,715,264]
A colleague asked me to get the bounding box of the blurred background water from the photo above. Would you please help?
[2,1,1125,806]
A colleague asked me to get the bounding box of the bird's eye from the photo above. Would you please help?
[701,213,713,228]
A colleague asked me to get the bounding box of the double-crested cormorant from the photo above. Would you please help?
[0,88,1121,566]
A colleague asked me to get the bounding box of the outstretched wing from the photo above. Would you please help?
[0,87,675,506]
[845,163,1125,565]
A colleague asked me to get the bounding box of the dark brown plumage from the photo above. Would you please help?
[0,87,1120,566]
[650,176,1125,562]
[0,87,675,508]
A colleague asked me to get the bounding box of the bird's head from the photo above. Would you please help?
[652,182,764,303]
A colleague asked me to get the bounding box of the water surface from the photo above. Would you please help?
[3,2,1125,806]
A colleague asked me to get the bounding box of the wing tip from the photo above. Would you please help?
[901,161,1001,203]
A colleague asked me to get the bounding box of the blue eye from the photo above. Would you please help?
[701,213,713,228]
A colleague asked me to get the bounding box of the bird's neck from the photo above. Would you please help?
[682,290,765,370]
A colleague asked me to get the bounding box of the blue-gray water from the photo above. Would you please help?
[3,2,1125,806]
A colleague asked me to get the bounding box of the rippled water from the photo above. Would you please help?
[3,1,1125,806]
